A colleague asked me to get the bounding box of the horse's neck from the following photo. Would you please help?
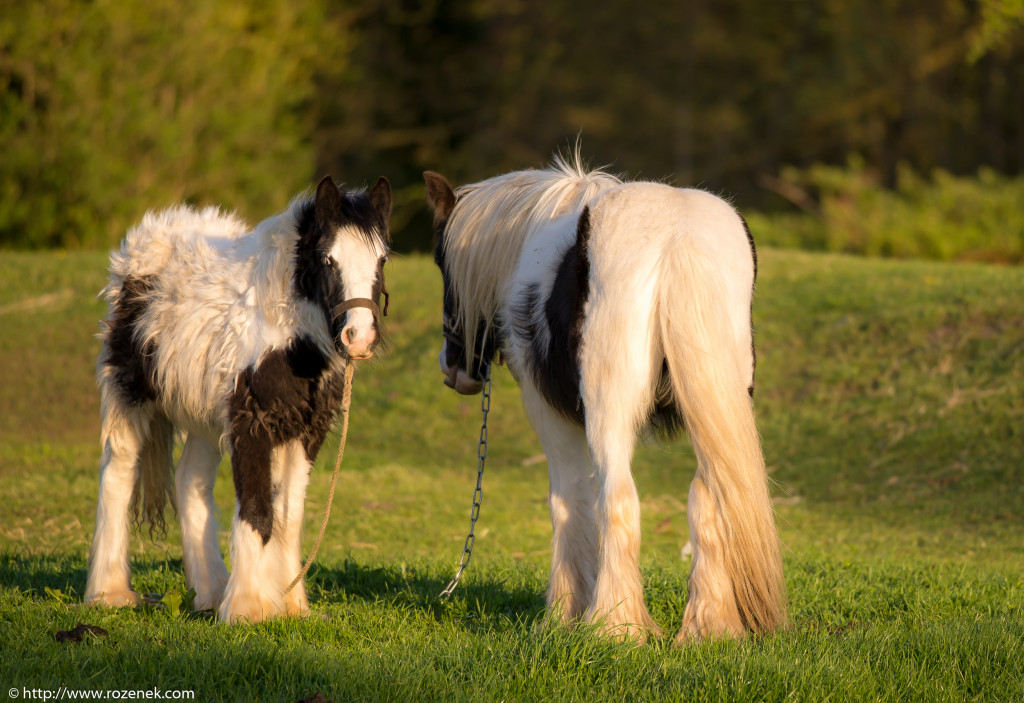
[246,211,300,314]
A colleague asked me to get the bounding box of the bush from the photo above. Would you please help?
[748,159,1024,263]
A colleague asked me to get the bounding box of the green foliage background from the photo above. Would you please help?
[0,0,344,248]
[1,0,1022,254]
[750,160,1024,263]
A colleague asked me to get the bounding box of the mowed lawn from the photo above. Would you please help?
[0,248,1021,701]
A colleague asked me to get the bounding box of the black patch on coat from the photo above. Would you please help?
[513,208,593,425]
[292,180,390,352]
[102,275,160,406]
[228,336,348,544]
[510,209,685,436]
[739,214,757,397]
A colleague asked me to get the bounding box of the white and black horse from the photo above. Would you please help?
[425,155,785,641]
[85,176,391,622]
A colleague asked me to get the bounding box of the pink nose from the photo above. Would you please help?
[342,325,376,358]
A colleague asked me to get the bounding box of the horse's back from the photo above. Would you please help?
[587,182,751,271]
[110,205,250,282]
[581,182,756,374]
[100,205,261,431]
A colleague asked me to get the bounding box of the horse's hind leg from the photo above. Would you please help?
[579,337,663,640]
[522,381,599,623]
[175,434,228,611]
[84,402,150,607]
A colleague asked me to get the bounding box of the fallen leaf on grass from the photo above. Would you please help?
[162,591,183,617]
[44,586,68,604]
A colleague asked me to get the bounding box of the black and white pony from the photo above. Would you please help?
[84,176,391,622]
[424,156,785,641]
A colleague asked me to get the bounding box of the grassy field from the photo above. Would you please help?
[0,249,1022,701]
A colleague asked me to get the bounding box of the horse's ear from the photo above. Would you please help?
[315,175,343,232]
[423,171,455,220]
[370,176,392,222]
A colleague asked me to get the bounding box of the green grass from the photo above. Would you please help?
[1,249,1022,701]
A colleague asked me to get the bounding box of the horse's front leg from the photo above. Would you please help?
[175,433,229,611]
[275,441,312,616]
[522,382,599,623]
[220,427,283,623]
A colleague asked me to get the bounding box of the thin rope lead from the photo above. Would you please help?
[438,367,492,601]
[284,361,356,595]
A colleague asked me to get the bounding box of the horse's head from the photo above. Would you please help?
[297,175,391,360]
[424,171,497,395]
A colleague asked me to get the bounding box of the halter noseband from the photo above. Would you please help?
[331,274,391,321]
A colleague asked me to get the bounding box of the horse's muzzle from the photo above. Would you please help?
[334,297,383,360]
[439,345,483,395]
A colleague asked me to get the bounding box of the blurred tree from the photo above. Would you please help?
[316,0,1024,251]
[972,0,1024,58]
[2,0,1022,250]
[0,0,349,248]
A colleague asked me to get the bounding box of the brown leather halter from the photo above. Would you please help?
[331,274,390,321]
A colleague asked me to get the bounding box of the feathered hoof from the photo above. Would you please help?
[586,604,665,644]
[190,592,224,613]
[598,620,665,644]
[84,589,143,608]
[674,608,745,644]
[218,592,281,623]
[282,586,309,617]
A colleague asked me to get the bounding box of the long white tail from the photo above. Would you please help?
[657,242,786,636]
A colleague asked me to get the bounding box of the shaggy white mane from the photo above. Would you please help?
[442,152,621,351]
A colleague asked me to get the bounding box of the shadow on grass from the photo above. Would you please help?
[309,558,548,627]
[0,551,548,628]
[0,550,91,598]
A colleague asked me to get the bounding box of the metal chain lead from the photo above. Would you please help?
[438,367,492,601]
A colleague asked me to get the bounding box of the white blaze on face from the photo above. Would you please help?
[330,226,387,359]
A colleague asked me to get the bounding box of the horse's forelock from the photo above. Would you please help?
[295,187,390,253]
